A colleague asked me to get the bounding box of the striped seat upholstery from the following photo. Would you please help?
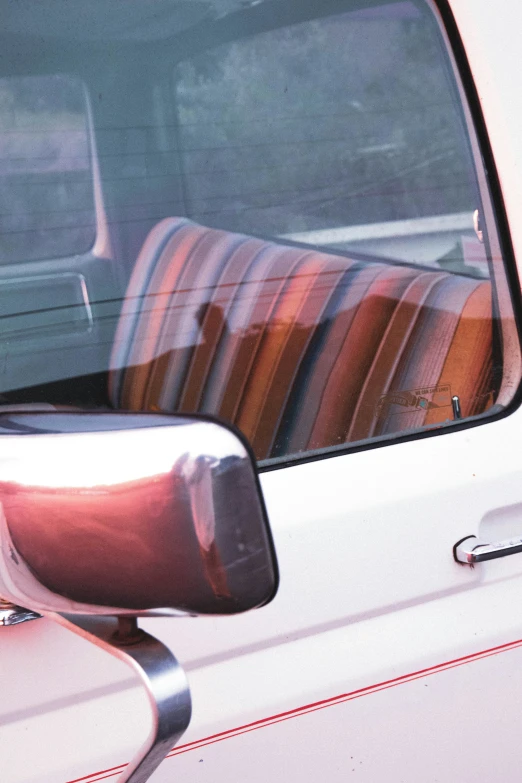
[109,217,494,460]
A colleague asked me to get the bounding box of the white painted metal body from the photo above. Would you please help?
[3,1,522,781]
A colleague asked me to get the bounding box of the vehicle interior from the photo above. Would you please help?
[0,0,514,464]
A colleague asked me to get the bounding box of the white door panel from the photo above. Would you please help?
[147,410,522,667]
[171,637,522,783]
[3,407,522,782]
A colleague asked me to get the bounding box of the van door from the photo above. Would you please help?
[2,1,522,783]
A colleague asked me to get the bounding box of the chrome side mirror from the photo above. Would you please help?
[0,412,277,616]
[0,411,278,783]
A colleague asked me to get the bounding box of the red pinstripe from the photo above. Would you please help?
[65,635,522,783]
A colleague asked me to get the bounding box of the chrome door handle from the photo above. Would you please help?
[454,534,522,564]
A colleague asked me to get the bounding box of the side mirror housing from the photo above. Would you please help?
[0,412,278,616]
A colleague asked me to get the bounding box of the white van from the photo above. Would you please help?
[1,1,522,781]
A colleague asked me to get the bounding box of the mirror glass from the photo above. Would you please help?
[0,412,277,616]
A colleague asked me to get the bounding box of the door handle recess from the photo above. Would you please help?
[454,535,522,564]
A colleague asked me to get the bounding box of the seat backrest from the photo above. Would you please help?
[109,218,494,461]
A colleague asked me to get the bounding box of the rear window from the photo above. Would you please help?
[0,74,95,264]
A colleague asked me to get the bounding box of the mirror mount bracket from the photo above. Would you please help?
[54,613,192,783]
[0,597,41,626]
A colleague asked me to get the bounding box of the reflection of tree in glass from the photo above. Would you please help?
[176,11,476,236]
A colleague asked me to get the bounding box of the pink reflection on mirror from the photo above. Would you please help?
[0,413,277,617]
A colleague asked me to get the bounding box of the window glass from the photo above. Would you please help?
[0,75,95,264]
[0,0,520,467]
[174,3,486,276]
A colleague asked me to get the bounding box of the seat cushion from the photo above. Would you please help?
[109,218,494,460]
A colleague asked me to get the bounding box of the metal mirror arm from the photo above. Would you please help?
[54,614,192,783]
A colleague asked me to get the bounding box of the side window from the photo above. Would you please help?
[1,0,521,468]
[144,0,516,463]
[0,75,95,264]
